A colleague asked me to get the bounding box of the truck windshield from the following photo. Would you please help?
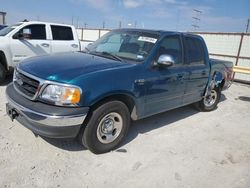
[0,23,22,36]
[86,30,159,62]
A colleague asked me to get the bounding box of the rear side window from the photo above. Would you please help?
[16,24,46,40]
[51,25,73,41]
[184,36,205,65]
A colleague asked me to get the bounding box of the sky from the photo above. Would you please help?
[1,0,250,32]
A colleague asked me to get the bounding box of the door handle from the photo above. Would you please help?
[201,71,207,76]
[41,43,50,47]
[177,74,184,80]
[71,44,79,48]
[135,79,145,85]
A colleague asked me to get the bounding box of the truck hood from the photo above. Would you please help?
[0,36,8,46]
[18,52,130,83]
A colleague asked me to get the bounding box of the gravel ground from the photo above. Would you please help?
[0,77,250,188]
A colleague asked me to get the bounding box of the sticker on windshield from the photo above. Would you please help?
[138,36,157,43]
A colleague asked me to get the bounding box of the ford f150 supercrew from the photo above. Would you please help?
[0,20,81,83]
[6,29,233,154]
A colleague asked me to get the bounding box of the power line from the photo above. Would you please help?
[246,18,250,33]
[191,9,202,31]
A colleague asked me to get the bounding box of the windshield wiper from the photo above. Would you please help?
[101,51,124,62]
[90,51,124,62]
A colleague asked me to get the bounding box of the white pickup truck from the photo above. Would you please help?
[0,20,82,83]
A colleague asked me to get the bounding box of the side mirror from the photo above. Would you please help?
[18,28,31,40]
[157,54,174,67]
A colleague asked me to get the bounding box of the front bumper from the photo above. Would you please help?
[6,83,89,138]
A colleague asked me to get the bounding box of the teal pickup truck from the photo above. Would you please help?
[6,29,233,154]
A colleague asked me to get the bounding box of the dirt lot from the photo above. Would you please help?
[0,77,250,188]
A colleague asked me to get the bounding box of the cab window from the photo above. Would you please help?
[51,25,73,41]
[156,35,183,65]
[14,24,46,40]
[184,36,205,65]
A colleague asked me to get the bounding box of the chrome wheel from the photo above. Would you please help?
[97,112,123,144]
[204,90,217,107]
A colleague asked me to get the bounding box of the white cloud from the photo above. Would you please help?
[122,0,187,9]
[70,0,112,12]
[164,0,176,3]
[123,0,142,8]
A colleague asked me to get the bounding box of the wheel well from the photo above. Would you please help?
[90,94,135,114]
[0,51,8,70]
[212,71,225,89]
[82,94,136,126]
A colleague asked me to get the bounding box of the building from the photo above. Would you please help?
[0,11,7,25]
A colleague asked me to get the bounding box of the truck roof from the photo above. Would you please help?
[16,20,74,28]
[113,28,200,38]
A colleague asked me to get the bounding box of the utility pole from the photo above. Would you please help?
[76,16,79,28]
[84,23,87,28]
[246,18,250,33]
[191,9,202,31]
[102,21,105,29]
[119,21,122,28]
[71,16,74,25]
[0,12,7,25]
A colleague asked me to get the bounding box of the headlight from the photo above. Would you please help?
[40,84,81,106]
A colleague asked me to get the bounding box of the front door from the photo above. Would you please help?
[144,35,188,117]
[10,24,51,65]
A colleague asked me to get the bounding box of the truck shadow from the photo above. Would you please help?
[42,95,227,152]
[41,136,86,151]
[122,106,198,146]
[41,105,199,152]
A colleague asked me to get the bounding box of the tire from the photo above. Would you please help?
[78,101,130,154]
[198,86,221,111]
[0,63,7,84]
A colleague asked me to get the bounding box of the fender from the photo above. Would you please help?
[213,71,224,86]
[204,71,224,97]
[88,91,143,121]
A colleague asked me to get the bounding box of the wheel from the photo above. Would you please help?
[0,63,7,84]
[198,87,221,111]
[78,101,130,154]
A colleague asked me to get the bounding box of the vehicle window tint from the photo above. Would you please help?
[18,24,46,40]
[185,36,205,65]
[157,36,183,64]
[51,25,73,41]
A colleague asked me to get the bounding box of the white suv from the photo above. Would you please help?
[0,20,81,83]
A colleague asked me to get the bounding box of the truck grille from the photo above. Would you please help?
[13,70,40,99]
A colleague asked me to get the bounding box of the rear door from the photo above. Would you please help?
[50,25,79,53]
[183,35,209,105]
[10,24,51,64]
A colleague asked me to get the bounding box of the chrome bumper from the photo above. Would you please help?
[6,83,89,138]
[6,95,87,127]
